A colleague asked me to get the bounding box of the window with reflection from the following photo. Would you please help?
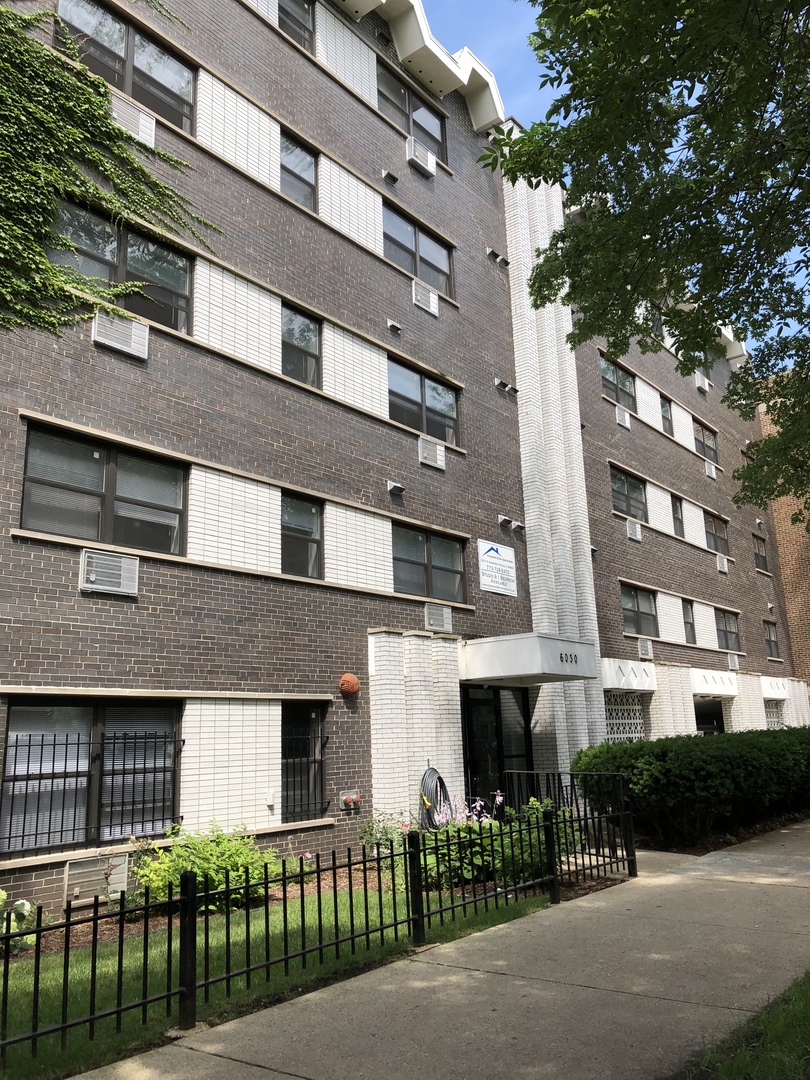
[280,134,317,211]
[600,355,636,411]
[715,609,740,651]
[278,0,314,52]
[383,207,451,295]
[392,524,464,602]
[388,359,457,443]
[621,585,659,637]
[610,467,647,521]
[281,495,322,578]
[282,305,320,387]
[704,512,729,555]
[693,420,718,463]
[377,63,445,160]
[57,0,194,131]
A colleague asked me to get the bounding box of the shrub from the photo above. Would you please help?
[131,823,281,906]
[573,728,810,846]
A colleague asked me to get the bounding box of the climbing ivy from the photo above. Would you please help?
[0,4,205,333]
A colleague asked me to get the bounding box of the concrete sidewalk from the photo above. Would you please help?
[82,822,810,1080]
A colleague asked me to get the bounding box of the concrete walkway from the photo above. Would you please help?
[82,822,810,1080]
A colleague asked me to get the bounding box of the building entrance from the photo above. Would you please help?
[694,698,725,735]
[462,686,532,803]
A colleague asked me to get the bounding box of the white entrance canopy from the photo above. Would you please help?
[458,632,598,687]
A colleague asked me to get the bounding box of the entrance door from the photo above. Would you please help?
[694,698,725,735]
[462,686,532,802]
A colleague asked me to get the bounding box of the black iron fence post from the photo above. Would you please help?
[178,870,198,1029]
[620,774,638,878]
[542,808,561,904]
[406,830,426,945]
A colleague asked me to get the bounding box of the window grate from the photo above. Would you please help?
[604,693,646,743]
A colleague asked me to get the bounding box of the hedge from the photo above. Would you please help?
[572,728,810,846]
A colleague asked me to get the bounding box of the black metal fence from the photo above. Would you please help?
[0,773,635,1071]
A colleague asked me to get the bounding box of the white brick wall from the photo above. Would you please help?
[368,632,411,816]
[319,158,384,254]
[657,592,686,644]
[671,401,694,450]
[321,324,388,418]
[193,262,282,373]
[240,0,278,20]
[315,7,377,106]
[196,72,280,190]
[647,666,695,738]
[682,499,707,547]
[693,602,718,649]
[323,503,393,591]
[647,483,674,534]
[187,466,282,574]
[635,379,662,429]
[725,674,767,732]
[179,699,281,832]
[787,679,810,727]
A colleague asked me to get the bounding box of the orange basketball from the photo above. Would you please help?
[339,672,360,697]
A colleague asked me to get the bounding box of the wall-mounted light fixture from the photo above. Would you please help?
[510,520,525,533]
[387,319,402,334]
[498,515,512,527]
[382,169,399,185]
[387,480,405,495]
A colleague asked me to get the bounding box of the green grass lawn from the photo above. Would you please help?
[1,886,548,1080]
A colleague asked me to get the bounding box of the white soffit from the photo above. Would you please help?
[334,0,505,130]
[761,675,789,701]
[690,667,739,698]
[601,657,658,693]
[458,632,598,686]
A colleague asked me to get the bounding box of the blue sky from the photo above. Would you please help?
[420,0,555,125]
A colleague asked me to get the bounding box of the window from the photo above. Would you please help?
[682,599,696,644]
[764,622,780,658]
[281,305,320,387]
[392,524,464,602]
[281,702,326,822]
[383,207,451,295]
[278,0,314,52]
[22,428,185,554]
[281,495,322,578]
[621,585,659,637]
[388,359,458,444]
[704,512,729,555]
[715,610,740,651]
[660,397,674,436]
[377,63,445,161]
[57,0,194,131]
[671,495,685,538]
[754,535,769,572]
[0,700,177,854]
[693,421,718,463]
[52,204,190,331]
[600,355,636,412]
[280,134,316,211]
[610,467,647,521]
[650,306,664,339]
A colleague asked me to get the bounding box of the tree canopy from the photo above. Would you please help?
[482,0,810,524]
[0,4,202,335]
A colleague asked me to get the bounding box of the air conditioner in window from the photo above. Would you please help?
[425,604,453,632]
[716,554,729,574]
[92,311,149,360]
[109,90,156,148]
[80,550,139,596]
[626,519,643,542]
[695,371,710,393]
[615,405,631,428]
[412,279,439,316]
[638,638,654,660]
[705,460,717,479]
[728,653,740,670]
[418,435,446,471]
[406,136,437,177]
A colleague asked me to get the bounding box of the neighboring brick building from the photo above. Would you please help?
[2,0,807,911]
[759,409,810,683]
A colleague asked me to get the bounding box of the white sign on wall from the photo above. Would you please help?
[477,540,517,596]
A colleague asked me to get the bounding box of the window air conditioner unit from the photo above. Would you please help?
[418,436,446,471]
[705,460,717,479]
[406,136,436,177]
[110,90,156,148]
[425,604,453,632]
[638,638,654,660]
[728,653,740,670]
[716,554,729,574]
[615,405,631,429]
[92,311,149,360]
[695,371,710,393]
[626,519,643,542]
[80,550,139,596]
[412,279,439,316]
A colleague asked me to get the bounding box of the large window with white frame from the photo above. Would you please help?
[22,427,185,554]
[57,0,194,131]
[0,699,178,854]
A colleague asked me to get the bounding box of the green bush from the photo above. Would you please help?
[573,728,810,846]
[131,823,281,906]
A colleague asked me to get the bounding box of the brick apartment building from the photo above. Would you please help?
[0,0,806,910]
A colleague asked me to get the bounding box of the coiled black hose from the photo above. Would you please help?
[418,767,451,831]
